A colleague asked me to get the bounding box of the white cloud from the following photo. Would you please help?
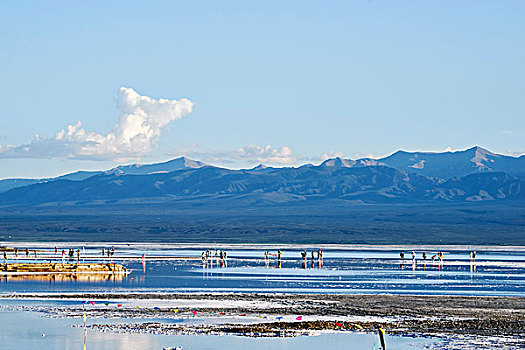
[321,151,345,160]
[0,87,193,160]
[352,153,379,159]
[505,149,525,157]
[235,145,294,164]
[172,144,298,165]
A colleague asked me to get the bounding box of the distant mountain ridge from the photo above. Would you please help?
[0,159,524,206]
[107,157,207,175]
[0,157,210,192]
[0,147,524,205]
[321,146,525,180]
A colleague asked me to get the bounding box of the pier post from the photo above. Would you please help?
[378,328,386,349]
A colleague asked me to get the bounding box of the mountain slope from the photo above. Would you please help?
[1,164,523,206]
[0,178,41,193]
[0,171,101,193]
[321,146,525,180]
[108,157,208,175]
[380,146,521,179]
[1,147,523,201]
[0,157,209,193]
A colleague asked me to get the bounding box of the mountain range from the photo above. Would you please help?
[320,146,525,179]
[0,146,523,206]
[0,157,207,193]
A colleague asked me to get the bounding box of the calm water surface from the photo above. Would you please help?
[0,301,434,350]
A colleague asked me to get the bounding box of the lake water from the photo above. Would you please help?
[2,244,522,349]
[0,299,434,350]
[1,244,524,296]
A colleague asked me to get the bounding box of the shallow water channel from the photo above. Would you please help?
[0,299,434,350]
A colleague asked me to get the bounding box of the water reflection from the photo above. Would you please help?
[298,250,324,270]
[0,305,434,350]
[399,256,446,271]
[2,273,125,283]
[1,246,523,296]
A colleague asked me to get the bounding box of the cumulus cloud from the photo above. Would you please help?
[352,153,379,159]
[172,144,298,165]
[0,87,193,160]
[172,144,371,166]
[320,150,345,160]
[235,145,295,164]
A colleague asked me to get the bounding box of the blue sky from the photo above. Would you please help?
[0,1,524,178]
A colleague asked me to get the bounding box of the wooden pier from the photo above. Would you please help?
[1,262,127,274]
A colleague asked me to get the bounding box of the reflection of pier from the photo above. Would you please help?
[2,273,125,282]
[1,262,127,275]
[2,255,201,262]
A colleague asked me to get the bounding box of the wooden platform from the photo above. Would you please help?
[1,262,127,274]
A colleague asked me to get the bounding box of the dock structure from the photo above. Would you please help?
[1,262,127,274]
